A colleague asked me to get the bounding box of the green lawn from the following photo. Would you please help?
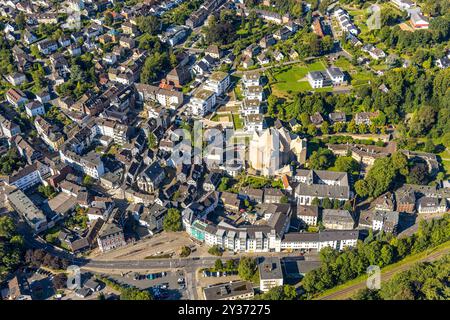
[350,70,376,86]
[271,61,328,98]
[232,113,244,130]
[334,57,354,71]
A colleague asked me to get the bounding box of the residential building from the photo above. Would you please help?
[139,203,168,234]
[293,170,351,206]
[296,205,319,226]
[5,72,26,86]
[4,162,48,190]
[417,197,447,214]
[307,67,345,89]
[241,99,262,116]
[0,119,21,138]
[203,281,254,300]
[410,12,429,29]
[322,209,355,230]
[204,71,230,96]
[258,257,283,292]
[25,101,45,117]
[8,189,48,234]
[6,88,28,107]
[97,223,126,253]
[135,83,184,109]
[136,162,166,193]
[281,230,359,251]
[359,210,400,234]
[244,114,265,133]
[166,65,191,88]
[354,112,379,125]
[190,88,216,117]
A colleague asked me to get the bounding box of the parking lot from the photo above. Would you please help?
[99,269,188,300]
[23,267,56,300]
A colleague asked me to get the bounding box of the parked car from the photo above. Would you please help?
[177,277,185,284]
[159,283,169,289]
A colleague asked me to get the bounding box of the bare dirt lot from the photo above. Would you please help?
[89,232,210,261]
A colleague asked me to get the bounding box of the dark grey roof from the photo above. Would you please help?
[259,257,283,280]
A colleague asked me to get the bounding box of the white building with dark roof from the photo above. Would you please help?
[294,170,351,206]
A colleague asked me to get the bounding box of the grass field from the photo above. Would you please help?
[271,61,328,99]
[232,113,244,130]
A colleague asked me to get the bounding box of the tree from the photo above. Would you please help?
[380,244,395,266]
[214,259,223,271]
[311,197,320,206]
[15,13,26,30]
[180,246,191,257]
[225,259,235,271]
[82,175,94,187]
[104,12,114,26]
[238,257,257,281]
[121,288,152,300]
[163,208,182,232]
[407,163,429,185]
[218,177,230,192]
[355,152,408,198]
[353,288,380,300]
[208,245,223,256]
[0,216,15,238]
[136,15,161,35]
[309,148,335,170]
[321,121,330,135]
[260,285,297,300]
[147,132,157,149]
[334,156,359,174]
[423,139,435,153]
[347,120,357,133]
[333,122,346,133]
[322,198,332,209]
[38,185,57,199]
[307,124,318,136]
[52,273,67,290]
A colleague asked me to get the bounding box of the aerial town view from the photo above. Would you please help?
[0,0,449,307]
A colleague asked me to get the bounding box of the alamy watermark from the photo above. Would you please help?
[66,265,81,290]
[366,265,381,290]
[366,4,382,30]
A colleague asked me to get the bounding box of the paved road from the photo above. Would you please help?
[316,244,450,300]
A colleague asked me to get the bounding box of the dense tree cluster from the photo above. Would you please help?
[354,254,450,300]
[0,216,24,283]
[308,148,335,170]
[257,285,298,300]
[354,152,409,198]
[24,249,70,271]
[238,257,258,282]
[272,65,449,147]
[203,10,238,46]
[300,215,450,297]
[0,148,25,175]
[98,276,152,300]
[139,35,177,84]
[163,208,182,232]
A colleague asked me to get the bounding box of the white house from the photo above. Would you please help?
[204,71,230,96]
[6,73,26,86]
[190,87,216,117]
[25,101,45,117]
